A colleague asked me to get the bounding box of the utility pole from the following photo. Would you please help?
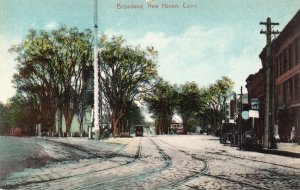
[239,86,243,150]
[260,17,279,148]
[93,0,100,139]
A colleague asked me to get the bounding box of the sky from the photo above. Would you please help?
[0,0,300,103]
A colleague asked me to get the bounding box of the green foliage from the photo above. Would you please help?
[121,102,145,132]
[0,102,10,134]
[177,81,202,133]
[145,79,177,134]
[0,94,38,135]
[99,35,158,136]
[10,26,93,134]
[201,76,234,132]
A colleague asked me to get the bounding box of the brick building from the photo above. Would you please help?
[272,10,300,142]
[246,10,300,143]
[246,69,265,143]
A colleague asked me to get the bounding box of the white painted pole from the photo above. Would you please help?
[93,0,99,138]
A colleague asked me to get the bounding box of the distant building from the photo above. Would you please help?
[9,127,22,136]
[170,121,183,134]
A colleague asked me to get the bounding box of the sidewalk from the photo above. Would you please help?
[258,142,300,158]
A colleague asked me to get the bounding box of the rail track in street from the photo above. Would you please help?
[2,136,298,189]
[156,137,300,190]
[1,137,174,190]
[75,137,172,190]
[157,137,300,171]
[0,137,142,189]
[154,138,209,189]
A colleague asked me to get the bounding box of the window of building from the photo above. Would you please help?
[283,81,287,104]
[295,74,300,100]
[281,54,284,75]
[277,84,283,106]
[283,49,288,73]
[289,45,293,69]
[296,36,300,65]
[276,56,280,78]
[289,78,294,101]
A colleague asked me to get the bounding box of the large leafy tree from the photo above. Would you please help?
[11,29,58,133]
[145,80,178,134]
[10,27,93,135]
[177,82,203,134]
[50,27,93,135]
[202,76,234,133]
[99,35,157,137]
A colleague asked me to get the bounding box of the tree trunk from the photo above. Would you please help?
[58,108,63,137]
[111,108,124,137]
[63,104,74,136]
[182,115,188,134]
[50,110,56,136]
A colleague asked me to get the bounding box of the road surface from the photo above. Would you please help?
[0,135,300,189]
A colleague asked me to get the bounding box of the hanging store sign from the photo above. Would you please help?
[249,110,259,118]
[251,98,260,110]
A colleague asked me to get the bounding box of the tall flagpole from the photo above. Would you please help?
[93,0,100,138]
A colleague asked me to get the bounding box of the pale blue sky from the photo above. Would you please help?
[0,0,300,103]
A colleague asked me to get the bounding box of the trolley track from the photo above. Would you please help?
[157,137,300,190]
[74,137,172,190]
[158,137,300,171]
[154,138,209,189]
[0,137,142,189]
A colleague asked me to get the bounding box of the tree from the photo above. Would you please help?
[120,102,145,133]
[0,102,10,134]
[99,35,157,137]
[202,76,234,133]
[145,80,177,134]
[6,94,39,135]
[11,29,59,133]
[177,82,202,134]
[10,27,93,135]
[50,27,93,135]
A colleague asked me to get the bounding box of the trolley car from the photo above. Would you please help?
[135,125,144,137]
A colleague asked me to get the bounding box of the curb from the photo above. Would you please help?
[255,148,300,158]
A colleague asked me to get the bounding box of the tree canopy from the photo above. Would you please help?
[7,26,235,138]
[145,79,178,134]
[177,82,203,133]
[10,27,93,135]
[99,35,158,136]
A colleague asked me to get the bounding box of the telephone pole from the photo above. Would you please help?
[260,17,279,148]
